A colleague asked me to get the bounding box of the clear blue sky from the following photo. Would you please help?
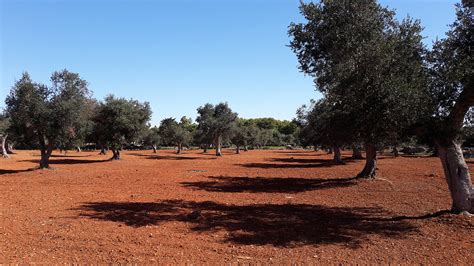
[0,0,459,126]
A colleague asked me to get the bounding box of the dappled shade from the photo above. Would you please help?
[181,175,357,193]
[76,200,417,247]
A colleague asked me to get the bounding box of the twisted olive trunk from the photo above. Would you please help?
[152,144,157,153]
[333,146,343,164]
[357,143,377,179]
[1,134,10,159]
[177,143,182,154]
[352,145,363,159]
[215,136,222,156]
[437,141,473,213]
[111,149,121,160]
[236,146,240,154]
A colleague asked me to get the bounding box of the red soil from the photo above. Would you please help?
[0,149,472,264]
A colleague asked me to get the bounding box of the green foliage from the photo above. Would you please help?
[92,95,152,150]
[289,0,430,147]
[426,2,474,143]
[196,102,238,143]
[158,117,192,147]
[5,70,91,152]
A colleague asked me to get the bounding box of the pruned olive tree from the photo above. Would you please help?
[5,70,92,168]
[230,120,255,154]
[289,0,429,178]
[143,126,161,153]
[158,117,192,154]
[297,98,355,164]
[425,1,473,213]
[92,95,151,160]
[196,103,238,156]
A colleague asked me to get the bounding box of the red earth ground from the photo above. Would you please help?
[0,149,473,263]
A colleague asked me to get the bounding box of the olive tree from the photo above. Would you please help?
[5,70,92,168]
[230,120,255,154]
[158,117,192,154]
[196,103,238,156]
[426,1,473,213]
[143,126,161,153]
[289,0,429,178]
[92,95,151,160]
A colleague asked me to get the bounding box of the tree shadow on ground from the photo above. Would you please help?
[129,154,216,160]
[75,200,417,247]
[0,168,37,175]
[20,159,108,165]
[240,158,355,169]
[181,176,357,193]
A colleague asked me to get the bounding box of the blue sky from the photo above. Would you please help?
[0,0,459,126]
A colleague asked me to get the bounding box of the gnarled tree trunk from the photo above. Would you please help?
[76,146,81,152]
[333,146,343,164]
[203,144,208,153]
[215,136,222,156]
[236,146,240,154]
[177,143,182,154]
[39,144,54,169]
[99,144,107,155]
[352,145,363,159]
[1,134,10,158]
[111,149,121,160]
[392,145,399,157]
[6,143,13,154]
[357,143,377,179]
[152,144,157,153]
[437,141,473,213]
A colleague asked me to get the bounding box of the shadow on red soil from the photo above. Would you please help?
[76,200,417,247]
[181,176,358,193]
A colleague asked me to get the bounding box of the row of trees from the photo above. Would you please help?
[289,0,473,213]
[0,73,302,167]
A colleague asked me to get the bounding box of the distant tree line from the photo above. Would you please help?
[0,73,301,166]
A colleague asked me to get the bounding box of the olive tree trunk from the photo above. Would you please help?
[76,146,81,152]
[6,142,13,154]
[357,143,377,179]
[111,149,121,160]
[352,145,363,159]
[152,144,157,153]
[1,134,10,158]
[393,145,399,157]
[236,146,240,154]
[39,144,54,169]
[99,144,107,155]
[333,146,343,164]
[215,136,222,156]
[177,143,182,154]
[203,144,208,153]
[437,141,473,213]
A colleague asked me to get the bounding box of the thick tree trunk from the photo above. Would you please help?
[244,145,248,151]
[152,145,157,153]
[352,145,363,159]
[6,143,13,154]
[1,134,10,159]
[111,149,121,160]
[236,146,240,154]
[333,146,343,164]
[177,143,182,154]
[393,145,399,157]
[437,141,473,213]
[39,145,53,169]
[76,146,81,152]
[215,136,222,156]
[357,143,377,179]
[203,144,208,153]
[99,144,107,155]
